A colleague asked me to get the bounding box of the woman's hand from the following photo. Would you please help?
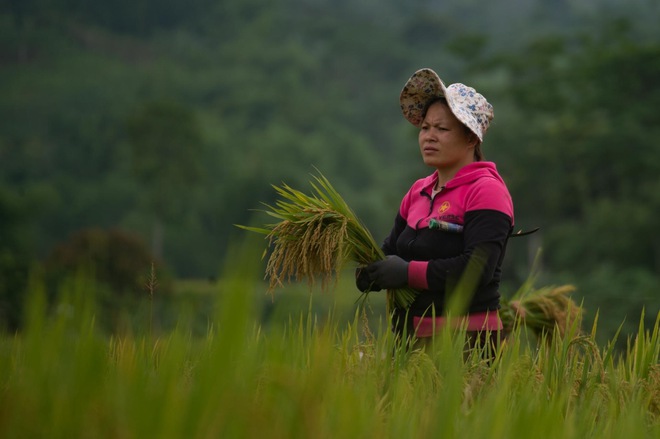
[355,267,382,292]
[365,255,409,289]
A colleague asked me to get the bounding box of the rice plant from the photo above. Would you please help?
[1,268,659,439]
[237,171,416,310]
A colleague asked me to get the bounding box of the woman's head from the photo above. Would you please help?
[422,98,484,162]
[418,99,481,172]
[400,68,494,146]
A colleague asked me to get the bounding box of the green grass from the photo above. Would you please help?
[1,244,659,438]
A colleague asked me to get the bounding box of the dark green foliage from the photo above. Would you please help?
[0,188,32,331]
[126,100,204,196]
[125,100,205,258]
[44,227,172,297]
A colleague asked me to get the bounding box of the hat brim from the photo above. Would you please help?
[399,68,448,128]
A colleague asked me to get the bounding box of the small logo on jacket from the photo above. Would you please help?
[438,201,450,214]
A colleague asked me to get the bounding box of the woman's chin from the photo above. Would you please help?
[422,157,442,168]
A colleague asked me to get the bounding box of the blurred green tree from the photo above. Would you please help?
[44,227,172,296]
[126,101,205,260]
[0,188,32,330]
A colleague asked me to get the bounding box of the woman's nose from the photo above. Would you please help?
[420,130,436,141]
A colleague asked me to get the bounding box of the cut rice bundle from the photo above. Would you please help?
[238,172,417,309]
[500,284,582,341]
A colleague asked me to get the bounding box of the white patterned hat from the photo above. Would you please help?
[399,68,494,142]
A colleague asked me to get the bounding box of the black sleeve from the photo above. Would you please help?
[381,212,407,256]
[425,209,512,292]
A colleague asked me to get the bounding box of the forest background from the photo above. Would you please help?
[1,0,659,345]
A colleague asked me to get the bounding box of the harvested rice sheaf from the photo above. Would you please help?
[500,285,582,340]
[237,172,417,309]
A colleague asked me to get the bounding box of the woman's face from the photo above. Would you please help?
[418,101,475,173]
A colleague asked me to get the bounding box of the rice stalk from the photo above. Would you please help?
[237,171,417,310]
[500,284,582,342]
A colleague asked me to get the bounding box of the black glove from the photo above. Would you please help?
[365,255,409,290]
[355,266,382,292]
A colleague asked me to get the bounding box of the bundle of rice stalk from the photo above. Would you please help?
[500,284,582,341]
[237,171,417,310]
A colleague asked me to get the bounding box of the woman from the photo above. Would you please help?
[357,68,514,352]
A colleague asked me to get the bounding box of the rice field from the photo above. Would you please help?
[1,245,659,438]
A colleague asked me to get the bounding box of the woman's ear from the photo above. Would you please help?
[467,132,479,149]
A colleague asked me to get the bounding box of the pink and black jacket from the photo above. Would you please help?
[382,161,514,335]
